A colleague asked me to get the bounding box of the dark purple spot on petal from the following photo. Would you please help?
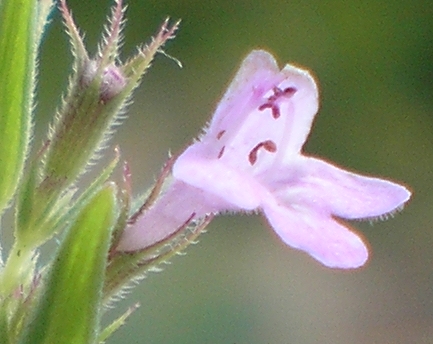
[217,146,225,159]
[216,130,226,140]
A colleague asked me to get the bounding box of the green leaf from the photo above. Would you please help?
[19,184,118,344]
[0,0,38,211]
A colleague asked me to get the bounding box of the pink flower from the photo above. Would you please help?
[117,50,411,268]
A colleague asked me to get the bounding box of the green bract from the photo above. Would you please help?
[19,184,118,344]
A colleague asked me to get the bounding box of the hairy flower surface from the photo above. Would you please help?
[118,50,411,268]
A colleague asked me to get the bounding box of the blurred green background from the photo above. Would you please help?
[37,0,432,343]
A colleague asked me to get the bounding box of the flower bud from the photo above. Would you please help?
[100,64,127,102]
[80,60,126,102]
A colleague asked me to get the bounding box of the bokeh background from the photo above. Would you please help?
[36,0,432,343]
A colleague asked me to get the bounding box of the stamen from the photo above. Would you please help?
[258,86,297,119]
[248,140,277,165]
[272,86,283,97]
[283,87,297,95]
[263,140,277,152]
[271,105,280,119]
[258,103,272,111]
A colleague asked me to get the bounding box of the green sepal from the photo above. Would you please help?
[14,158,41,244]
[40,2,180,198]
[15,147,119,250]
[35,1,55,44]
[120,18,181,98]
[39,0,117,197]
[98,303,139,343]
[18,184,118,344]
[0,0,37,211]
[48,149,120,238]
[104,214,212,304]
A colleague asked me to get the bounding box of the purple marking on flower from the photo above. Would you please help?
[117,50,411,269]
[216,130,226,140]
[217,146,225,159]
